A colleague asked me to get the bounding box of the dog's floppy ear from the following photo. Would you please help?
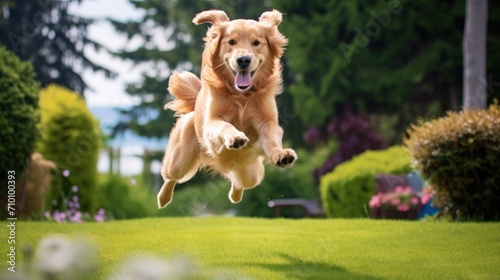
[193,10,229,25]
[259,9,283,27]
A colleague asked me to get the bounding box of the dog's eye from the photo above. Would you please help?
[228,39,236,46]
[252,40,260,46]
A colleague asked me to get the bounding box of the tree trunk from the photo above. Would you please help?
[463,0,488,109]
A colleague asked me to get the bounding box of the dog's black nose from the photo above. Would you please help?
[236,55,251,69]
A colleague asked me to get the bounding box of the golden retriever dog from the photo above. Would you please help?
[158,9,297,208]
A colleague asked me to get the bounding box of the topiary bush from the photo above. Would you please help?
[404,103,500,221]
[320,146,411,218]
[38,84,101,213]
[0,46,40,218]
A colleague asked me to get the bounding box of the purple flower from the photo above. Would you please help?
[98,208,106,216]
[94,208,107,222]
[72,185,78,193]
[94,214,105,222]
[53,211,67,223]
[62,169,70,177]
[69,212,82,223]
[72,195,79,202]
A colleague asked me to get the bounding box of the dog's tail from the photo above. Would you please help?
[164,71,201,114]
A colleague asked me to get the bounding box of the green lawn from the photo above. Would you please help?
[3,217,500,279]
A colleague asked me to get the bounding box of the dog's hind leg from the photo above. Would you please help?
[227,157,265,203]
[158,112,200,208]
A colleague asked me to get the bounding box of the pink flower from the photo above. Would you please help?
[397,204,410,212]
[403,186,413,194]
[72,185,79,193]
[411,197,420,205]
[391,198,401,206]
[395,186,404,193]
[62,169,70,177]
[421,194,431,205]
[369,195,381,208]
[44,211,51,220]
[130,179,137,186]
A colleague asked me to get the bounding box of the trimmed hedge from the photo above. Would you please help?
[405,103,500,221]
[38,85,101,213]
[0,47,40,174]
[0,46,40,217]
[320,146,411,218]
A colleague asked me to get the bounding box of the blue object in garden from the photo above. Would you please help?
[406,171,440,218]
[406,171,424,193]
[420,200,441,218]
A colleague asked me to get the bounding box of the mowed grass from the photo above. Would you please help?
[3,217,500,279]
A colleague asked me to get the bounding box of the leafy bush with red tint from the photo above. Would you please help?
[305,109,385,180]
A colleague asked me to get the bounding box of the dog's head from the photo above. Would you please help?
[193,10,287,93]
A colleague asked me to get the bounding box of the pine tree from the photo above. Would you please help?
[272,0,500,127]
[0,0,115,94]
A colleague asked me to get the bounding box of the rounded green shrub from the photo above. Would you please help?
[404,103,500,221]
[320,146,411,218]
[0,46,40,217]
[38,84,101,213]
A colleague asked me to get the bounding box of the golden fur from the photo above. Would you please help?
[158,10,297,208]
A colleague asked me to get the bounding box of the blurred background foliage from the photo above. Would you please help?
[1,0,499,220]
[38,85,101,213]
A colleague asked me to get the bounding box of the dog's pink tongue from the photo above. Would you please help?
[235,71,251,88]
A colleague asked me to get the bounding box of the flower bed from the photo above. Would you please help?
[369,186,432,220]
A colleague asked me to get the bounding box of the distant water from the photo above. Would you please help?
[89,106,167,150]
[89,106,167,175]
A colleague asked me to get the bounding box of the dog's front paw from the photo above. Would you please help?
[224,131,249,150]
[271,149,297,167]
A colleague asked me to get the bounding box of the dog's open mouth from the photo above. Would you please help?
[234,71,254,91]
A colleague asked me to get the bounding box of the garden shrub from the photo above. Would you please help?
[0,46,40,217]
[96,175,155,219]
[38,85,101,213]
[320,146,411,218]
[404,103,500,221]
